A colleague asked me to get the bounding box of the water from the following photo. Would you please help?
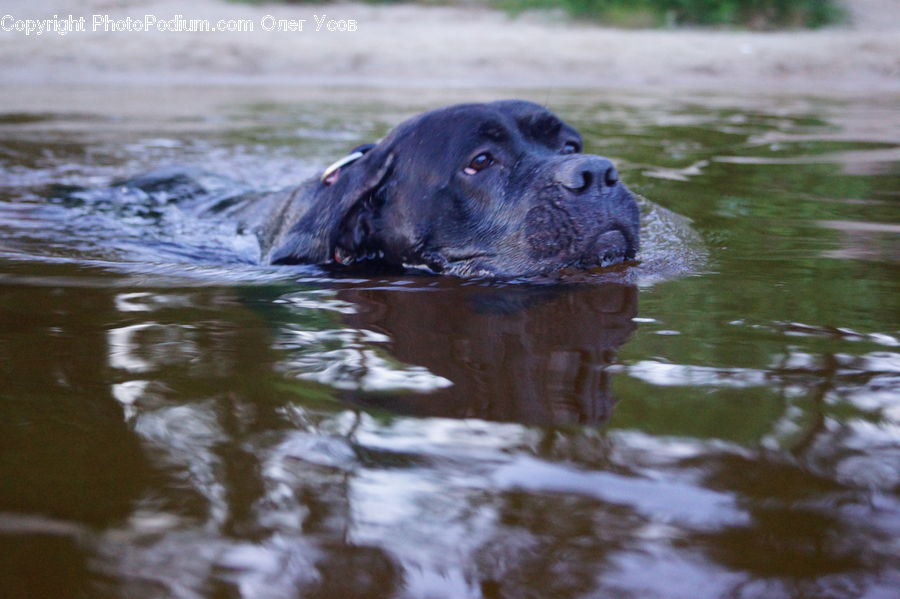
[1,86,898,598]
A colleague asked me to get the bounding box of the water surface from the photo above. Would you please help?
[1,86,898,598]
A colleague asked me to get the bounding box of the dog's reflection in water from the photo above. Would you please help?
[337,282,637,426]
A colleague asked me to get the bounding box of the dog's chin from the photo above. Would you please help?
[572,228,636,270]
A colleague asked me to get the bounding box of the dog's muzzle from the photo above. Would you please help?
[523,155,636,268]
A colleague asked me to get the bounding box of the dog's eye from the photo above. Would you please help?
[562,141,580,154]
[464,153,493,175]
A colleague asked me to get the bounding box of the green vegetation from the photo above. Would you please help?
[237,0,845,29]
[493,0,845,28]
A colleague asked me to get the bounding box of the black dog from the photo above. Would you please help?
[136,100,640,278]
[263,100,639,277]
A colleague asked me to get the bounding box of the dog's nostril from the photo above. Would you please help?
[578,170,594,191]
[604,166,619,187]
[558,168,596,193]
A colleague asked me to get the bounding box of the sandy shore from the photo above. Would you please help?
[0,0,898,96]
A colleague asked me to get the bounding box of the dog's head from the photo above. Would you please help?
[270,100,639,278]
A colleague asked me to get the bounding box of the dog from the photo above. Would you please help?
[130,100,641,278]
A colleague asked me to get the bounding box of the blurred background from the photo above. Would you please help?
[1,0,897,93]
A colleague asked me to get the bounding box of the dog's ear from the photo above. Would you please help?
[270,145,394,265]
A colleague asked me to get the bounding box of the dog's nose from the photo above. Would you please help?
[555,156,619,193]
